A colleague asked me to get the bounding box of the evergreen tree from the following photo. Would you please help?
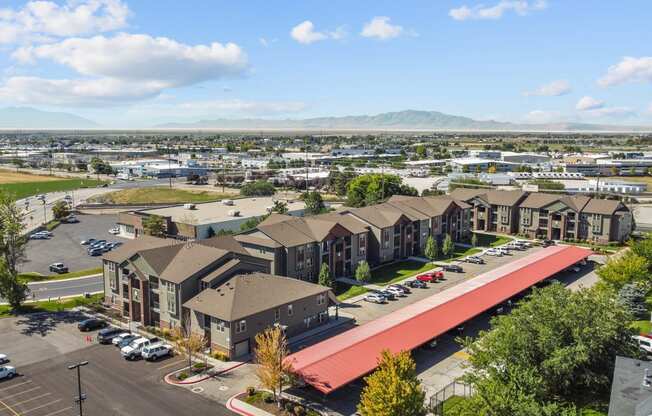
[355,260,371,283]
[424,236,438,261]
[318,263,332,288]
[442,234,455,258]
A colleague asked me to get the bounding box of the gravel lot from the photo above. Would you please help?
[20,214,125,275]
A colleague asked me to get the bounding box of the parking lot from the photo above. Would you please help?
[0,312,232,416]
[20,214,125,275]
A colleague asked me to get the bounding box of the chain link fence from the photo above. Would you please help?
[429,381,474,416]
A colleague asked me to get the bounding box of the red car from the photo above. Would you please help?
[416,271,444,282]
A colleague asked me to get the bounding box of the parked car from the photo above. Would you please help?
[0,354,8,364]
[90,240,107,248]
[390,283,411,294]
[416,271,444,282]
[497,247,511,256]
[506,242,524,251]
[423,338,438,350]
[62,215,79,223]
[579,259,588,266]
[78,318,107,332]
[142,344,173,361]
[385,286,406,297]
[515,239,532,248]
[88,248,103,256]
[364,293,386,304]
[112,332,134,346]
[633,335,652,355]
[30,232,50,240]
[97,327,124,344]
[81,238,96,245]
[541,239,555,247]
[49,263,69,274]
[484,248,502,257]
[465,256,485,264]
[565,266,581,273]
[0,366,16,380]
[109,227,120,235]
[406,280,427,289]
[121,338,154,360]
[442,264,463,273]
[379,290,397,300]
[116,335,139,349]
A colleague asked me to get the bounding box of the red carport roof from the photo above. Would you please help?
[285,245,592,394]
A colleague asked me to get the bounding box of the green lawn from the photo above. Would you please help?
[89,187,236,204]
[0,179,107,200]
[474,233,513,247]
[0,293,102,318]
[18,267,103,283]
[335,283,369,301]
[631,320,652,335]
[435,246,483,263]
[370,260,435,285]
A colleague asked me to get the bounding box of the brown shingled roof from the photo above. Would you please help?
[582,199,626,215]
[350,204,409,228]
[102,235,178,264]
[183,272,331,321]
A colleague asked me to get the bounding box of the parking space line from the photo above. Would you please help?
[40,407,71,416]
[0,387,41,401]
[157,360,184,370]
[0,381,32,393]
[21,399,62,415]
[0,399,20,416]
[9,393,51,408]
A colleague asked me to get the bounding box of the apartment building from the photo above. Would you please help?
[450,189,527,234]
[184,273,334,359]
[102,235,271,328]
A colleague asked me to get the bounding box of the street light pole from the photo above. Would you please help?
[68,361,88,416]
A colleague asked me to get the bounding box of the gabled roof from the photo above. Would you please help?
[583,199,627,215]
[234,233,283,249]
[258,216,317,247]
[201,258,241,284]
[349,204,410,228]
[257,213,365,247]
[519,193,563,209]
[198,235,249,256]
[477,190,526,206]
[158,243,231,284]
[102,235,178,264]
[448,188,486,202]
[184,272,331,321]
[318,212,369,235]
[387,194,470,218]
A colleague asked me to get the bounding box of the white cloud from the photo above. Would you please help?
[598,56,652,87]
[576,96,604,111]
[524,80,571,96]
[290,20,345,44]
[450,0,547,21]
[177,99,307,116]
[4,33,248,106]
[0,0,129,44]
[523,110,562,123]
[361,16,403,40]
[583,106,634,118]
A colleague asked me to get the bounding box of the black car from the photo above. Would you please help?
[78,318,107,332]
[390,283,411,294]
[49,263,69,274]
[442,264,463,273]
[541,239,556,247]
[96,327,123,344]
[406,280,427,289]
[371,289,395,301]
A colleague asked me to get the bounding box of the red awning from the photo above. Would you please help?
[286,245,592,394]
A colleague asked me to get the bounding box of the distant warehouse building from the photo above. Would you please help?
[117,197,306,240]
[450,158,520,173]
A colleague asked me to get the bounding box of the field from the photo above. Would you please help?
[89,187,237,204]
[605,175,652,189]
[0,170,106,199]
[18,267,103,283]
[0,293,102,318]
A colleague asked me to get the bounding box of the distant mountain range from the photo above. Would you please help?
[1,107,651,131]
[155,110,652,132]
[0,107,99,129]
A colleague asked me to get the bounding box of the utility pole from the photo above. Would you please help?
[167,141,172,188]
[68,361,88,416]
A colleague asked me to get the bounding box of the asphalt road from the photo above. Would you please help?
[27,275,104,301]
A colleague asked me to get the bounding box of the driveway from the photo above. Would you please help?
[20,213,125,275]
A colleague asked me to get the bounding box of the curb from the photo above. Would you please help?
[226,394,258,416]
[26,273,102,285]
[164,360,249,385]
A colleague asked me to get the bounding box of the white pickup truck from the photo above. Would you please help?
[121,337,154,360]
[0,365,16,380]
[141,343,173,361]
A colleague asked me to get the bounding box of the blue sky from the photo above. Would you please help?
[0,0,651,127]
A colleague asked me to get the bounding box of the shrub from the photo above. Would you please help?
[263,393,274,403]
[294,405,306,416]
[285,401,295,412]
[211,351,229,361]
[178,372,188,380]
[246,386,256,397]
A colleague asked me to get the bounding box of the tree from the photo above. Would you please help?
[596,251,649,290]
[142,215,166,237]
[355,260,371,283]
[240,216,264,232]
[318,263,332,288]
[254,326,292,404]
[471,233,478,247]
[52,200,70,220]
[172,321,207,371]
[618,283,648,319]
[630,234,652,268]
[0,191,28,309]
[303,191,325,215]
[487,164,497,174]
[358,350,426,416]
[424,236,438,261]
[89,157,114,175]
[240,180,276,197]
[346,174,417,208]
[415,145,427,159]
[460,284,639,412]
[271,200,288,214]
[442,234,454,258]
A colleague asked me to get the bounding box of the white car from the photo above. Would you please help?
[0,365,16,380]
[141,343,172,361]
[121,337,153,360]
[485,248,502,257]
[497,247,511,255]
[634,335,652,354]
[112,332,133,346]
[565,266,581,273]
[0,353,7,364]
[364,293,386,304]
[385,286,406,297]
[108,227,120,235]
[515,240,532,248]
